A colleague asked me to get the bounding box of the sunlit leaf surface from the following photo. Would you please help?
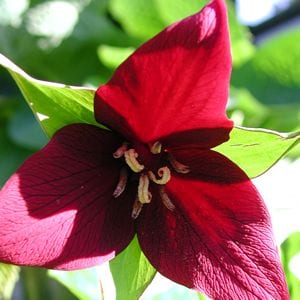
[215,127,300,178]
[110,236,156,300]
[0,53,101,138]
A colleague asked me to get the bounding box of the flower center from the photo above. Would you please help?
[112,141,190,219]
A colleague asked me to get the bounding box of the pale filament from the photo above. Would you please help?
[150,141,162,154]
[138,174,152,204]
[113,167,128,198]
[131,197,143,219]
[113,142,128,158]
[148,166,171,185]
[124,149,145,173]
[168,154,190,174]
[159,186,175,211]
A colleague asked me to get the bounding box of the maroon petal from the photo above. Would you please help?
[137,149,289,299]
[95,0,232,146]
[0,124,135,270]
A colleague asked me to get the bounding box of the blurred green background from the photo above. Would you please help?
[0,0,299,299]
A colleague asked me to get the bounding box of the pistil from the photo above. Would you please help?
[112,141,189,219]
[148,166,171,185]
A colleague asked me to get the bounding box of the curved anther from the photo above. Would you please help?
[159,186,175,211]
[113,167,128,198]
[148,166,171,185]
[113,142,128,158]
[168,154,190,174]
[131,197,143,219]
[138,174,152,204]
[124,149,145,173]
[150,141,162,154]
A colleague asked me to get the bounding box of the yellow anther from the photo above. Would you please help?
[159,186,175,211]
[113,142,128,158]
[113,167,128,198]
[168,154,190,174]
[138,174,152,204]
[150,141,162,154]
[124,149,145,173]
[148,166,171,185]
[131,197,143,219]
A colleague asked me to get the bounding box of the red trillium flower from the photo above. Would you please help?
[0,0,289,299]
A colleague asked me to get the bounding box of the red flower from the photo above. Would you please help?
[0,0,289,299]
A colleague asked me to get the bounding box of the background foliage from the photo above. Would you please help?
[0,0,299,299]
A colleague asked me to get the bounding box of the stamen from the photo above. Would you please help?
[138,174,152,203]
[148,166,171,185]
[131,197,143,219]
[150,141,162,154]
[159,187,175,211]
[124,149,145,173]
[113,167,128,198]
[168,154,190,174]
[113,142,128,158]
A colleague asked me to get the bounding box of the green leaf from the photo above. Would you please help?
[232,29,300,106]
[0,53,102,138]
[214,127,300,178]
[281,232,300,300]
[109,0,165,40]
[97,45,135,69]
[0,263,20,300]
[110,236,156,300]
[154,0,207,24]
[48,268,103,300]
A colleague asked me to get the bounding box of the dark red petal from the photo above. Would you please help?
[137,150,289,299]
[95,0,233,146]
[0,124,135,270]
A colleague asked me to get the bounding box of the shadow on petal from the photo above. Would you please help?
[0,124,135,270]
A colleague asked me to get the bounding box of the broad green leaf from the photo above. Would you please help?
[232,29,300,106]
[49,268,103,300]
[0,263,20,300]
[0,53,102,138]
[97,45,135,69]
[110,236,156,300]
[281,233,300,300]
[214,127,300,178]
[109,0,165,40]
[154,0,207,24]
